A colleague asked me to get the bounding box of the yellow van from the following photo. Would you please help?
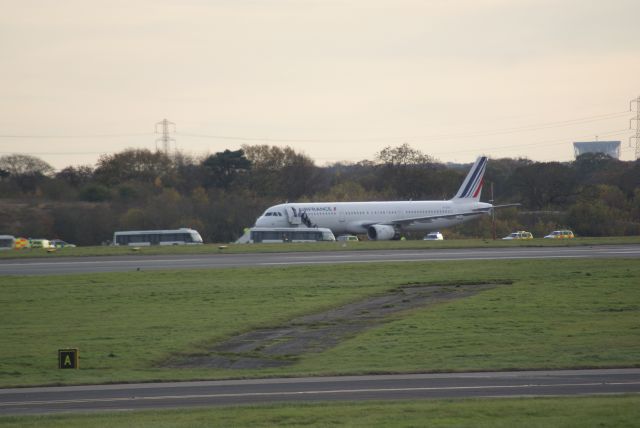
[502,231,533,240]
[544,230,574,239]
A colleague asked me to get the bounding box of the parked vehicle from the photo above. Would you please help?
[113,228,203,246]
[544,230,574,239]
[29,239,51,248]
[249,227,335,243]
[337,235,359,242]
[502,231,533,240]
[50,239,77,248]
[0,235,15,250]
[14,237,29,249]
[423,232,444,241]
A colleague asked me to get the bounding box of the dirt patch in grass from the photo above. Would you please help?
[167,282,507,369]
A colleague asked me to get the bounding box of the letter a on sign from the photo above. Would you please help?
[58,349,78,369]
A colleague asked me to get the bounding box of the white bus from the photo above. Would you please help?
[0,235,15,250]
[113,228,203,246]
[249,227,335,243]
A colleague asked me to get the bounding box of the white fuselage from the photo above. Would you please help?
[254,156,494,239]
[255,200,491,235]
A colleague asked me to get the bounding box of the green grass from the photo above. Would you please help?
[1,235,639,259]
[1,396,639,427]
[295,259,640,374]
[0,258,639,387]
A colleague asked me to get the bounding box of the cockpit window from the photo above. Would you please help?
[265,213,272,216]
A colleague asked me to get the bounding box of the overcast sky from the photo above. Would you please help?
[1,0,639,169]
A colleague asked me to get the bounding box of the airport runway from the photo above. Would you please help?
[1,369,639,415]
[1,244,639,275]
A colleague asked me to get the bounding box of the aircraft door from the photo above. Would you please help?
[339,207,346,223]
[286,205,301,225]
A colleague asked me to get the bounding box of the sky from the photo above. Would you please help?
[1,0,639,170]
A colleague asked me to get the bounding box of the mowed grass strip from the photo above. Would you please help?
[0,259,639,387]
[1,396,639,427]
[294,259,640,374]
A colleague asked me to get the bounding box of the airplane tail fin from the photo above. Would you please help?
[452,156,487,202]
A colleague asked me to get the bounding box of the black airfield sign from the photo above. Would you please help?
[58,349,78,369]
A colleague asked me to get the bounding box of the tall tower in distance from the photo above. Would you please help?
[631,96,640,160]
[155,119,176,153]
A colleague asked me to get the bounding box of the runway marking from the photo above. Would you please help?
[3,381,639,408]
[2,246,637,276]
[2,246,635,268]
[260,255,591,265]
[282,249,604,259]
[4,253,592,269]
[0,259,203,267]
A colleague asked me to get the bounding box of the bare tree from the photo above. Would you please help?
[0,154,54,176]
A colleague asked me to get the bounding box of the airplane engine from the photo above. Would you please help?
[367,224,399,240]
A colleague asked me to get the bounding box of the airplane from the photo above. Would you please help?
[254,156,515,240]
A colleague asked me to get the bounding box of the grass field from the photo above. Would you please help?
[1,258,638,387]
[1,396,639,427]
[1,235,640,259]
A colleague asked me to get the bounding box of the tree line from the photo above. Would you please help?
[0,144,638,245]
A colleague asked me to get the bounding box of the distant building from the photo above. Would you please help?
[573,141,621,159]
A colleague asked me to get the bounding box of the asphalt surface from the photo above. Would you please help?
[1,369,639,415]
[1,245,640,275]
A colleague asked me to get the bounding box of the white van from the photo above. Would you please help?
[336,235,359,242]
[0,235,16,250]
[423,232,444,241]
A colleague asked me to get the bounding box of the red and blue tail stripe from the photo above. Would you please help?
[453,156,487,200]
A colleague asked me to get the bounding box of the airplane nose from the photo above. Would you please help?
[255,216,273,227]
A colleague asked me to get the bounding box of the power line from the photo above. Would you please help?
[417,111,629,141]
[0,109,632,162]
[0,110,628,143]
[176,132,326,143]
[176,111,629,143]
[0,133,152,139]
[430,129,631,157]
[2,128,630,159]
[0,151,110,155]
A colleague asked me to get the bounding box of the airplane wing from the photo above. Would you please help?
[356,203,521,228]
[390,210,485,227]
[491,203,521,209]
[389,203,520,227]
